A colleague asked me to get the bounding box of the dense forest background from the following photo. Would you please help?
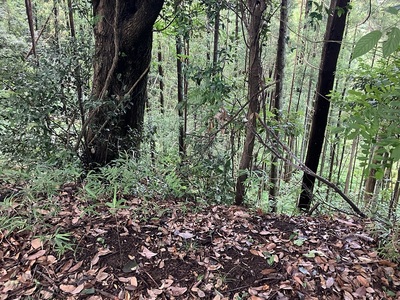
[0,0,400,260]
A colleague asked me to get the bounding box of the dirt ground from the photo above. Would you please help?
[1,188,399,299]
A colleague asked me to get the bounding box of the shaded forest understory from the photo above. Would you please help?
[1,184,399,300]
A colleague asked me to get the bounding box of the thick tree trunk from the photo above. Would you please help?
[82,0,163,168]
[298,0,350,211]
[235,0,266,205]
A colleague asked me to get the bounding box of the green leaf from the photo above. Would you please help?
[392,144,400,162]
[386,6,400,15]
[383,27,400,57]
[375,169,384,180]
[294,238,305,246]
[352,30,382,60]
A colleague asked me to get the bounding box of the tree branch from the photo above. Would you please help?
[254,114,367,218]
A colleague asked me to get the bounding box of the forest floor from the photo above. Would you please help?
[0,183,399,300]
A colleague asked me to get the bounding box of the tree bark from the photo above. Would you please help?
[235,0,266,205]
[25,0,36,58]
[269,0,288,212]
[176,34,186,159]
[298,0,350,211]
[157,41,165,114]
[82,0,164,168]
[388,166,400,220]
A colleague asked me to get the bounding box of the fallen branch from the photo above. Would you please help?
[254,114,366,218]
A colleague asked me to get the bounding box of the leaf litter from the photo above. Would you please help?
[0,188,399,299]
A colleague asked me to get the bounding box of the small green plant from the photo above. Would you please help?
[0,215,30,236]
[105,185,128,213]
[367,218,400,262]
[46,229,74,258]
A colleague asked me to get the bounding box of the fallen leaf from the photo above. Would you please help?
[160,279,174,289]
[31,238,43,249]
[71,284,85,295]
[261,268,275,275]
[167,286,187,296]
[353,286,366,297]
[356,275,369,287]
[326,277,334,288]
[139,246,157,259]
[177,231,195,239]
[69,260,83,273]
[23,286,36,295]
[27,250,46,260]
[60,284,77,293]
[96,267,109,281]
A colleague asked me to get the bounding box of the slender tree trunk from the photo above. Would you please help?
[364,145,379,204]
[81,0,164,169]
[67,0,85,126]
[53,0,60,50]
[157,41,165,114]
[269,0,288,212]
[235,0,266,205]
[388,166,400,220]
[298,0,350,211]
[284,0,305,182]
[176,34,186,159]
[212,6,220,71]
[25,0,36,59]
[344,137,358,194]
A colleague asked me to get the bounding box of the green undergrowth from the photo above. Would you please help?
[0,155,399,263]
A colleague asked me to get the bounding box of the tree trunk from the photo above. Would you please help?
[298,0,350,211]
[82,0,164,169]
[388,166,400,220]
[176,34,186,159]
[212,5,220,71]
[269,0,288,212]
[25,0,36,58]
[344,137,358,194]
[157,41,165,114]
[235,0,266,205]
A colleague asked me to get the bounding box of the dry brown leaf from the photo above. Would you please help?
[39,290,53,299]
[293,275,303,285]
[261,268,275,275]
[60,259,73,273]
[326,277,335,288]
[160,279,174,289]
[59,284,77,293]
[250,296,264,300]
[147,288,163,297]
[23,286,36,295]
[176,231,195,239]
[96,267,109,281]
[27,250,46,261]
[69,260,83,273]
[197,289,206,297]
[353,286,366,297]
[71,284,85,295]
[139,246,157,259]
[356,275,369,287]
[130,276,138,287]
[31,238,43,249]
[167,286,187,296]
